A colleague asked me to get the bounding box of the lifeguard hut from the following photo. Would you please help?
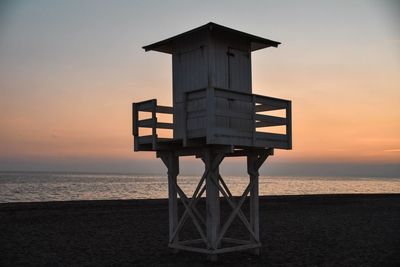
[132,22,292,259]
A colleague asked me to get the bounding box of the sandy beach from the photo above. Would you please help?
[1,194,399,266]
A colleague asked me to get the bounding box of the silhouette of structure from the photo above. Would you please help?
[132,22,292,260]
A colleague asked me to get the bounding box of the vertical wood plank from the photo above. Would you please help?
[248,155,260,255]
[207,29,215,88]
[152,99,157,150]
[286,101,292,149]
[132,103,138,136]
[167,152,179,247]
[252,95,256,146]
[132,103,139,151]
[227,48,252,94]
[182,92,187,146]
[204,149,220,251]
[206,87,215,144]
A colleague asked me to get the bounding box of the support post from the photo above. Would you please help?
[248,155,260,255]
[247,151,269,255]
[203,148,223,261]
[286,101,292,149]
[160,151,179,252]
[158,147,271,259]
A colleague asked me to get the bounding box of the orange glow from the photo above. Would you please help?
[1,57,399,165]
[0,1,399,173]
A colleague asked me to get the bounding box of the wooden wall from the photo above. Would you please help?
[172,29,253,140]
[184,88,291,149]
[172,31,208,139]
[211,30,252,94]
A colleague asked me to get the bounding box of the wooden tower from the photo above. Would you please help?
[132,22,292,260]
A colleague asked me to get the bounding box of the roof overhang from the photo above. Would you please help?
[142,22,281,54]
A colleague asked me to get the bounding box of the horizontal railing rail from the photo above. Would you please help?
[185,87,292,149]
[132,99,173,151]
[254,93,292,149]
[133,87,291,151]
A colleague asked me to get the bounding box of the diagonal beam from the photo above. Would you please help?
[186,178,207,226]
[161,151,209,245]
[255,153,270,171]
[215,176,256,245]
[214,175,257,241]
[170,181,206,243]
[185,171,207,226]
[163,152,206,226]
[171,178,209,247]
[218,175,232,198]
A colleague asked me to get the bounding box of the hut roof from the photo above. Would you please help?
[143,22,281,54]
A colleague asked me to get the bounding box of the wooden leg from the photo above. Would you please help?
[247,152,269,255]
[204,149,220,251]
[157,148,271,258]
[160,152,179,251]
[248,155,259,255]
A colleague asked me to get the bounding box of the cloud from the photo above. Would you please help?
[384,149,400,153]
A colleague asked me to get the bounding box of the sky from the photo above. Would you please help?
[0,0,399,176]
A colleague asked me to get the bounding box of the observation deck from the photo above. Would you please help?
[133,87,291,152]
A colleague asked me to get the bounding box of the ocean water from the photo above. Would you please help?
[0,172,399,203]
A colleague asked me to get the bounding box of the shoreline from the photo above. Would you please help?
[2,192,399,207]
[1,194,399,266]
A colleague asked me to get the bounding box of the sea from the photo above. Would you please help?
[0,172,399,203]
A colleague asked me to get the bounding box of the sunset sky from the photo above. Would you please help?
[0,0,399,176]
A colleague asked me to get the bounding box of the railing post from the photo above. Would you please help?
[286,101,292,149]
[183,92,188,147]
[206,87,215,144]
[252,95,256,147]
[133,103,139,151]
[152,99,157,150]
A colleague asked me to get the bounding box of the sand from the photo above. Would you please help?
[1,194,399,266]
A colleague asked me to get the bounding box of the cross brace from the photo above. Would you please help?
[158,147,272,260]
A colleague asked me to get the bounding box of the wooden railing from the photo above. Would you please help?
[132,87,292,150]
[253,92,292,149]
[185,87,292,149]
[132,99,173,151]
